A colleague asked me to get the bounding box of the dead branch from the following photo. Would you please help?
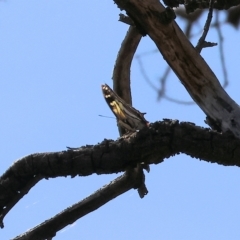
[2,120,240,235]
[114,0,240,138]
[12,171,139,240]
[196,0,215,52]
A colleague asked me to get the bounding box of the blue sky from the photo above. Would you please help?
[1,1,240,239]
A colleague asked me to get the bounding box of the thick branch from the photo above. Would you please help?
[114,0,240,139]
[1,120,240,227]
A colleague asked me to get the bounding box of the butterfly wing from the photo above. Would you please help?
[101,84,148,132]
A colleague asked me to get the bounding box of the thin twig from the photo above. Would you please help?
[185,0,240,13]
[136,53,195,104]
[119,13,134,26]
[135,53,158,92]
[157,66,171,101]
[164,95,195,105]
[214,11,228,88]
[196,0,215,53]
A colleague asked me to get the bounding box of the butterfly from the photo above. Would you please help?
[102,84,150,194]
[101,84,149,133]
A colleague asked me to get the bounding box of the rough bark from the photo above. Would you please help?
[1,120,240,232]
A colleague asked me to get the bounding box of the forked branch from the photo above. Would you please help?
[114,0,240,138]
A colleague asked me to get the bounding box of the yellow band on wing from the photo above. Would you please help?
[111,101,126,120]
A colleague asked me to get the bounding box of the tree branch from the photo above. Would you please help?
[2,120,240,231]
[184,0,240,13]
[114,0,240,138]
[111,26,149,197]
[195,0,215,52]
[112,26,141,109]
[12,171,139,240]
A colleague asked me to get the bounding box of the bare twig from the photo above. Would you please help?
[136,53,194,104]
[157,66,171,101]
[158,66,195,104]
[214,11,229,88]
[185,0,240,13]
[119,13,134,26]
[196,0,215,53]
[135,52,159,92]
